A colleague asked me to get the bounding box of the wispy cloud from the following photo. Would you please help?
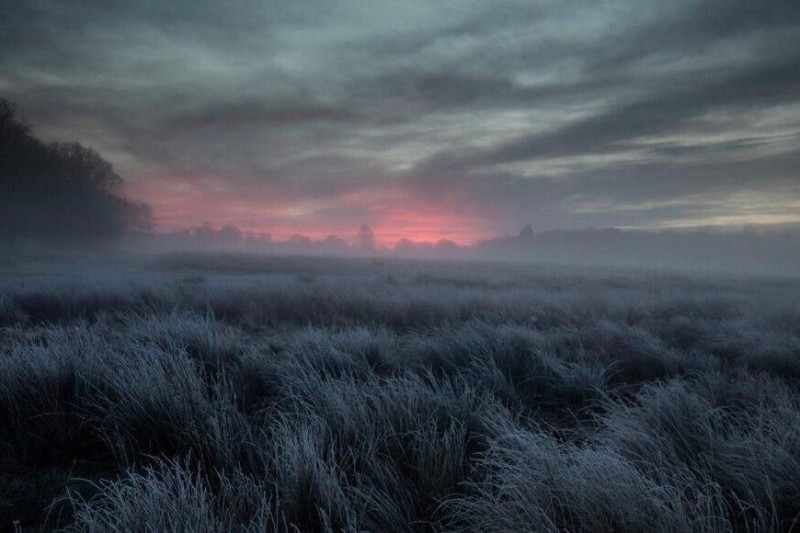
[3,0,799,242]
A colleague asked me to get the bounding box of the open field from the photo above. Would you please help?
[2,253,800,531]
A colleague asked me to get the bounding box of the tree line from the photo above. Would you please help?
[0,99,151,249]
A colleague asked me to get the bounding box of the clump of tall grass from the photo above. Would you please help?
[602,372,800,530]
[441,422,732,532]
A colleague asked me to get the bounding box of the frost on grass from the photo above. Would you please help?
[1,257,799,531]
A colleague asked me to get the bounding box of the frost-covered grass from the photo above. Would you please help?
[1,254,799,531]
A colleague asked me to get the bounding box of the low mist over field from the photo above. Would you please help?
[2,0,800,531]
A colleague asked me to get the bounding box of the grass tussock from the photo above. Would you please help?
[1,255,799,531]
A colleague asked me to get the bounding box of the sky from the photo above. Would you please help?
[2,0,799,245]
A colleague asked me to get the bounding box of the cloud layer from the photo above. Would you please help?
[2,0,799,243]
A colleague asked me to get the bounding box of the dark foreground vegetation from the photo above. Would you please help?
[1,254,800,531]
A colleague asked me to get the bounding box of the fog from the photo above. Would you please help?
[121,222,800,277]
[5,224,800,280]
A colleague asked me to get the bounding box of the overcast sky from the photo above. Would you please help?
[2,0,799,244]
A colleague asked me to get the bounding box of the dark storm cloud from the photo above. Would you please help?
[161,102,357,132]
[2,0,799,238]
[416,54,800,173]
[585,0,800,73]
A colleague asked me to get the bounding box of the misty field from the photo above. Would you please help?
[1,254,800,531]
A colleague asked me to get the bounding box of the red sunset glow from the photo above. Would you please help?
[125,176,493,247]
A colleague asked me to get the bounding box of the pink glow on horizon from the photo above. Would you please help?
[125,175,495,246]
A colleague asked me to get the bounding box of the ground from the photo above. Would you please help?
[1,253,799,531]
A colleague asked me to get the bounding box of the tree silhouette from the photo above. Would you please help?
[218,224,243,245]
[518,224,534,241]
[0,99,151,249]
[357,223,375,251]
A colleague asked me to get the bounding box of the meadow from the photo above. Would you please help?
[1,253,799,531]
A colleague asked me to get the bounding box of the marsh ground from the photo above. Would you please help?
[1,253,799,531]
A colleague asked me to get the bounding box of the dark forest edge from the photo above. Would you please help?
[0,99,151,250]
